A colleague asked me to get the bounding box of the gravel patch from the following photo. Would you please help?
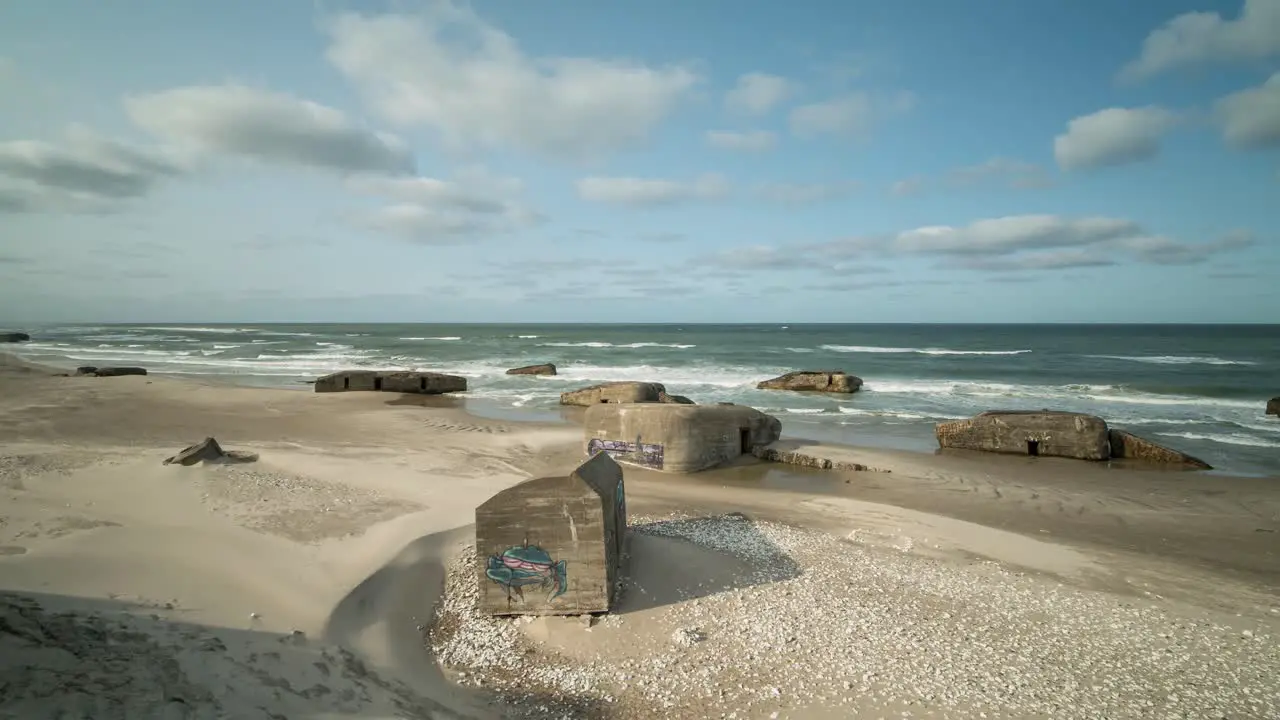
[430,513,1280,719]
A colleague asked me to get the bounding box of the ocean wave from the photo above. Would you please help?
[1156,431,1280,448]
[1088,354,1256,366]
[865,378,1261,411]
[786,347,815,353]
[539,341,695,349]
[821,344,1032,356]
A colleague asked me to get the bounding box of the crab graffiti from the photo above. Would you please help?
[485,543,568,603]
[588,437,665,469]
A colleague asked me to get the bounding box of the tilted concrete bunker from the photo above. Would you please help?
[313,370,466,395]
[583,403,782,473]
[475,452,626,616]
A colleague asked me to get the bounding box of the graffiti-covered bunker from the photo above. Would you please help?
[475,452,627,617]
[584,403,782,474]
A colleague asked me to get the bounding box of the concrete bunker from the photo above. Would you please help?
[584,402,782,474]
[314,370,467,395]
[475,452,626,617]
[935,410,1212,469]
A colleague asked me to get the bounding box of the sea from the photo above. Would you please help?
[7,323,1279,477]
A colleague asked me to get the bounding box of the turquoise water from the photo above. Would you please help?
[9,323,1280,476]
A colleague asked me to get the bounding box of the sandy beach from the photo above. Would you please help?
[1,352,1278,719]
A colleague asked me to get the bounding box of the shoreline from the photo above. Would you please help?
[6,350,1266,479]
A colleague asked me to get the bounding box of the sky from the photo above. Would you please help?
[0,0,1277,324]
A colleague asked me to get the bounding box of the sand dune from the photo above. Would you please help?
[1,353,1278,719]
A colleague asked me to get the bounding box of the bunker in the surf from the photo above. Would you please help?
[475,452,627,616]
[313,370,466,395]
[584,402,782,473]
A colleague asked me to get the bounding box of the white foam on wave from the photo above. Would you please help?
[514,335,539,339]
[539,341,695,349]
[865,378,1261,412]
[1156,431,1280,448]
[837,407,968,421]
[786,347,815,354]
[822,344,1032,356]
[1089,354,1257,366]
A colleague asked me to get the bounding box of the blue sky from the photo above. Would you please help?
[0,0,1277,323]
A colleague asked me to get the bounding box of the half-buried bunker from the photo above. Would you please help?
[584,402,782,474]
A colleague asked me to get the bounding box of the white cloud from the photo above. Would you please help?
[0,126,180,213]
[1216,72,1280,149]
[789,91,915,138]
[1053,107,1178,171]
[349,166,542,243]
[725,73,794,115]
[955,250,1116,272]
[742,215,1254,272]
[576,174,729,207]
[705,130,777,152]
[1119,0,1280,83]
[325,9,699,160]
[126,84,414,176]
[893,215,1141,255]
[754,181,859,204]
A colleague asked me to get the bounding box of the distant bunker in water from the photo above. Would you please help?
[584,402,782,474]
[475,452,626,617]
[935,410,1212,470]
[313,370,466,395]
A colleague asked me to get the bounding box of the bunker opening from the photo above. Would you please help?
[343,376,350,390]
[1027,439,1040,456]
[373,376,383,391]
[740,427,752,453]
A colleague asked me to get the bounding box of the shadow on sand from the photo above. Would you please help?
[616,512,803,614]
[0,588,471,719]
[322,526,613,720]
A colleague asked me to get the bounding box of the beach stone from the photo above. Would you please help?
[935,410,1111,461]
[560,381,666,406]
[313,370,466,395]
[90,367,148,377]
[658,391,695,405]
[1108,429,1212,470]
[1267,397,1279,416]
[1,332,30,342]
[506,363,557,376]
[164,437,259,466]
[757,371,863,394]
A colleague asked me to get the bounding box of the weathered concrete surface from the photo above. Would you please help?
[163,437,259,466]
[757,371,863,394]
[506,363,557,376]
[313,370,466,394]
[752,440,890,472]
[1268,397,1280,416]
[1109,429,1212,470]
[76,366,148,377]
[935,411,1110,461]
[584,402,781,473]
[560,381,666,406]
[475,452,625,616]
[1,332,29,343]
[658,391,695,405]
